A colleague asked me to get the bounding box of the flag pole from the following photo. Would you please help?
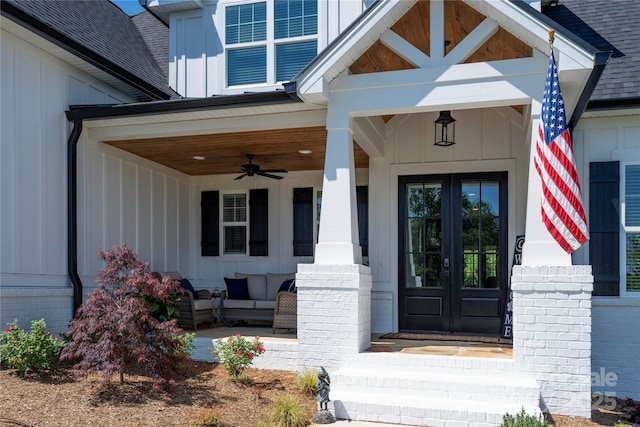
[548,29,555,48]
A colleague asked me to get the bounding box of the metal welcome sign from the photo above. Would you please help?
[501,235,524,339]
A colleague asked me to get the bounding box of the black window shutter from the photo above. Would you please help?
[293,187,314,256]
[201,191,219,256]
[589,161,620,296]
[249,189,269,256]
[357,186,369,257]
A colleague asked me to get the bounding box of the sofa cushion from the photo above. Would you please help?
[255,300,275,310]
[224,277,250,300]
[235,273,267,300]
[278,279,295,293]
[266,272,295,300]
[223,299,255,309]
[179,278,198,299]
[193,299,213,310]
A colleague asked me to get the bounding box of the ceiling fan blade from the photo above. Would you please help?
[260,169,288,173]
[234,173,248,180]
[258,172,284,180]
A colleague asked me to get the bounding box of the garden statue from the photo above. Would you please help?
[313,366,336,424]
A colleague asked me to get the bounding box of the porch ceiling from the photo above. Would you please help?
[104,126,369,176]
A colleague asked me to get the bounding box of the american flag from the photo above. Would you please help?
[534,49,589,254]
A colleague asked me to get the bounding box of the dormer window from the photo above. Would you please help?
[225,0,318,88]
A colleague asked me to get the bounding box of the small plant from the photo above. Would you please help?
[297,368,318,395]
[211,334,265,380]
[501,408,547,427]
[0,318,65,373]
[262,395,310,427]
[60,244,192,390]
[191,409,227,427]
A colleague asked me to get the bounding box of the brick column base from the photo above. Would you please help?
[511,265,593,417]
[296,264,372,372]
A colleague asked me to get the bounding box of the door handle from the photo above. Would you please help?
[443,257,450,276]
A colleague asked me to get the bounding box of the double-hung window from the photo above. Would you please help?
[623,163,640,293]
[223,193,248,254]
[225,0,318,88]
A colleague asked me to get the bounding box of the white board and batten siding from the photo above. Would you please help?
[0,28,132,334]
[168,0,370,97]
[573,113,640,400]
[366,107,530,333]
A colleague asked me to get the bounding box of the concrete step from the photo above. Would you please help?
[328,353,541,427]
[331,390,541,427]
[332,365,540,406]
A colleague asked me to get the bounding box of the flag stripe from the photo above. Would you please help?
[533,48,589,254]
[538,130,588,230]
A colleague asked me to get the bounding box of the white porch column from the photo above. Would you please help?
[296,110,371,374]
[522,114,572,265]
[314,114,362,265]
[512,265,593,417]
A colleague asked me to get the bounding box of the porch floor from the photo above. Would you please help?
[194,324,513,359]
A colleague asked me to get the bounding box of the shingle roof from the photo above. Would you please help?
[132,11,169,84]
[2,0,177,100]
[544,0,640,104]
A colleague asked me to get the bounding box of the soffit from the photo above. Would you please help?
[104,126,369,176]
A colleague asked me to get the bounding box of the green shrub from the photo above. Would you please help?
[501,408,547,427]
[263,395,310,427]
[191,409,227,427]
[0,318,65,373]
[296,368,318,395]
[211,334,265,380]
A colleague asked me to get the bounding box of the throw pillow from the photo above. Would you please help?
[224,277,250,300]
[179,278,198,299]
[278,278,295,293]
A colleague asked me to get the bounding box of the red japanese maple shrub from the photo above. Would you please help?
[60,244,191,390]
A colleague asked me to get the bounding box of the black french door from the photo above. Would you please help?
[398,173,508,335]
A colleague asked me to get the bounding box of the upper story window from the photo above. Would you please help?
[225,0,318,88]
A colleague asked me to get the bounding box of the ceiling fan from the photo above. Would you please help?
[234,154,288,180]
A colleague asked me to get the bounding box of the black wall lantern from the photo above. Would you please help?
[434,110,456,147]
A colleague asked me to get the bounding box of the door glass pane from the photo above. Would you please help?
[408,218,424,253]
[405,253,424,287]
[482,182,500,215]
[405,183,441,288]
[461,180,501,289]
[462,182,480,217]
[425,218,441,252]
[462,218,479,288]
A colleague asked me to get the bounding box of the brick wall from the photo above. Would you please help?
[0,287,73,336]
[295,263,372,372]
[592,299,640,400]
[193,337,299,372]
[511,265,593,417]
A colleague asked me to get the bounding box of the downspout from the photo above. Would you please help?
[68,119,83,316]
[568,51,611,132]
